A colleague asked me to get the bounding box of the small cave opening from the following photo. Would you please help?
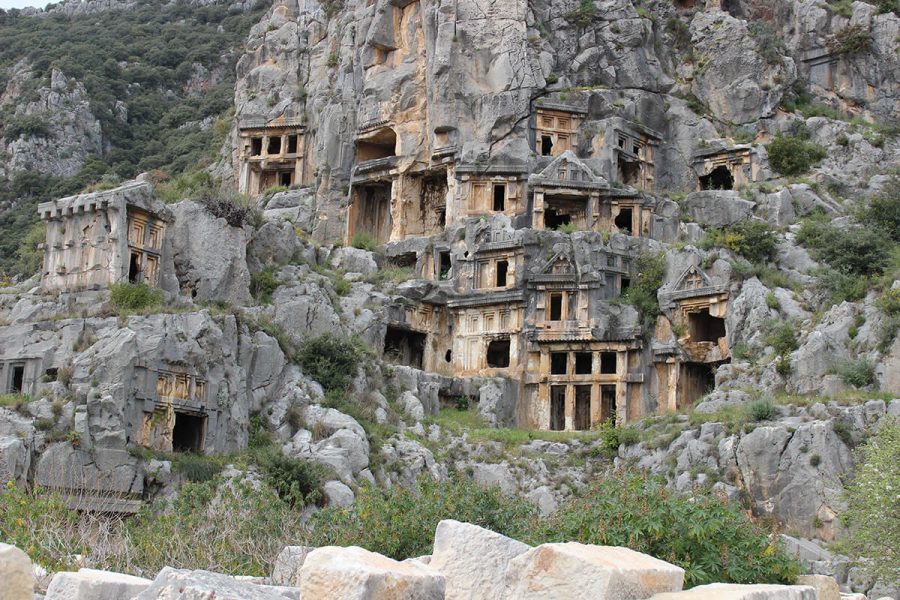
[544,208,571,230]
[356,127,398,162]
[384,326,426,369]
[618,158,641,186]
[438,251,452,280]
[172,412,205,453]
[486,339,511,368]
[699,165,734,191]
[688,309,726,342]
[614,207,634,235]
[9,365,25,394]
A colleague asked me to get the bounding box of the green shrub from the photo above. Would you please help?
[764,320,799,357]
[876,288,900,316]
[835,358,876,388]
[857,176,900,242]
[253,447,325,507]
[619,251,666,326]
[747,399,776,422]
[250,268,280,304]
[3,114,50,139]
[332,276,352,297]
[171,453,223,483]
[565,0,597,26]
[295,335,365,393]
[766,136,827,176]
[827,25,874,55]
[809,453,821,467]
[748,21,786,65]
[534,473,800,587]
[702,220,778,265]
[812,267,869,305]
[796,219,891,277]
[350,232,379,251]
[841,418,899,584]
[15,221,45,276]
[0,481,87,572]
[308,476,537,560]
[765,292,780,309]
[109,282,163,311]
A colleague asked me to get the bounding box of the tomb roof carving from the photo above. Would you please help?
[534,100,588,114]
[660,265,729,303]
[239,116,305,130]
[529,151,609,190]
[37,180,170,222]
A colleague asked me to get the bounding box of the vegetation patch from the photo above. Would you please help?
[295,334,366,394]
[617,251,666,327]
[766,136,827,176]
[109,282,163,312]
[701,220,777,265]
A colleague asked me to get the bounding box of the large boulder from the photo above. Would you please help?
[429,520,530,600]
[500,543,684,600]
[299,546,445,600]
[649,583,816,599]
[795,575,839,600]
[45,569,151,600]
[169,200,252,305]
[0,435,30,487]
[0,543,33,600]
[682,191,756,228]
[133,567,299,600]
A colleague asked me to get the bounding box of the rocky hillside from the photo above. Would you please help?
[0,0,898,598]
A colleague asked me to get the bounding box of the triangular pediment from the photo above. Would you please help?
[541,251,576,276]
[673,265,712,291]
[535,151,608,187]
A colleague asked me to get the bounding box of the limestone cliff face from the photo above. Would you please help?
[0,66,103,180]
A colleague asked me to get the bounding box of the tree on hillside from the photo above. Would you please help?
[841,417,899,585]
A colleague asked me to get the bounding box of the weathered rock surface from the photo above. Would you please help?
[500,543,684,600]
[133,567,300,600]
[430,519,530,600]
[0,543,33,600]
[270,546,314,587]
[45,568,151,600]
[650,584,816,600]
[299,546,445,600]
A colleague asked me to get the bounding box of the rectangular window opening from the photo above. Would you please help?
[439,251,452,280]
[172,412,205,453]
[541,135,554,156]
[549,293,563,321]
[600,352,617,375]
[574,352,593,375]
[550,352,568,375]
[601,385,617,422]
[267,136,282,155]
[486,339,511,369]
[286,135,298,154]
[250,137,262,156]
[493,184,506,212]
[496,260,509,288]
[279,171,293,187]
[10,365,25,394]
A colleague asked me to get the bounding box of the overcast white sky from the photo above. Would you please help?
[0,0,49,9]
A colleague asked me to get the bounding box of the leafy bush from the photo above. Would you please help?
[702,220,777,264]
[764,319,799,357]
[827,25,874,55]
[170,453,223,483]
[253,446,325,507]
[350,232,378,251]
[620,251,666,326]
[766,136,827,176]
[250,268,280,304]
[841,418,899,584]
[747,399,776,422]
[295,335,365,393]
[857,176,900,242]
[534,473,800,587]
[748,21,786,65]
[796,218,891,278]
[109,282,162,311]
[565,0,598,26]
[15,221,45,276]
[308,476,537,560]
[4,114,50,139]
[835,358,876,388]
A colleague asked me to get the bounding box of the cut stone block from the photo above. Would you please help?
[430,519,530,600]
[0,543,34,600]
[649,583,817,599]
[500,543,685,600]
[45,568,151,600]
